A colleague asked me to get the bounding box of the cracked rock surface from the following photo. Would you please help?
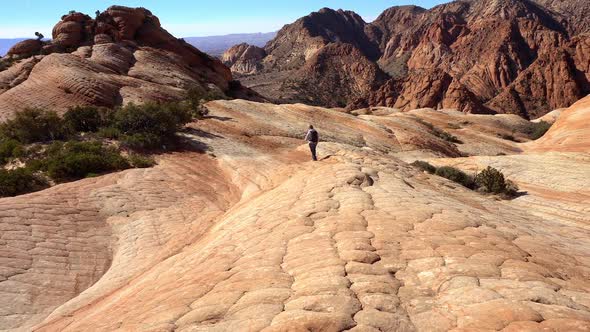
[1,98,590,331]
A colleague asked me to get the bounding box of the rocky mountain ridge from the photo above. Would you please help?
[223,0,590,119]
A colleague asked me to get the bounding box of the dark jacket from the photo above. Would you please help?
[305,129,319,143]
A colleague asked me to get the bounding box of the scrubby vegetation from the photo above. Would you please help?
[0,87,216,197]
[412,161,519,198]
[415,118,463,144]
[63,106,113,133]
[0,168,48,197]
[475,166,519,197]
[113,102,192,150]
[528,120,552,140]
[30,141,131,182]
[128,153,156,168]
[435,166,475,189]
[0,139,24,165]
[0,108,71,143]
[411,160,436,174]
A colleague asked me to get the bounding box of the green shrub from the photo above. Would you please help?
[475,166,506,194]
[0,108,70,143]
[411,160,436,174]
[185,85,228,118]
[436,130,462,144]
[435,166,475,189]
[0,139,24,165]
[529,121,552,140]
[0,168,48,197]
[63,106,113,132]
[128,153,156,168]
[415,118,462,144]
[113,102,192,150]
[97,126,121,139]
[120,133,163,150]
[39,141,130,182]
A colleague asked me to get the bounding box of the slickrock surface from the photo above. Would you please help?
[0,6,246,120]
[527,95,590,153]
[226,0,590,118]
[1,99,589,331]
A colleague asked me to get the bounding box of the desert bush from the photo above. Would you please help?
[474,166,520,198]
[415,118,462,144]
[0,139,24,165]
[411,160,436,174]
[475,166,506,194]
[435,166,475,189]
[0,168,48,197]
[185,85,225,118]
[529,121,552,140]
[128,153,156,168]
[97,126,121,139]
[436,130,462,144]
[0,108,71,143]
[38,141,130,182]
[120,133,162,150]
[113,102,192,150]
[63,106,113,132]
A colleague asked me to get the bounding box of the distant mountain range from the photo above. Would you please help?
[0,32,276,57]
[183,32,277,57]
[222,0,590,119]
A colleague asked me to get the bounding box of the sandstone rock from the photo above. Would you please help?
[6,39,43,57]
[222,43,265,75]
[527,94,590,152]
[0,99,584,330]
[0,6,248,119]
[233,0,590,117]
[263,7,378,71]
[285,43,388,108]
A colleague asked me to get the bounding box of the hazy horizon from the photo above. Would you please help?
[0,0,448,39]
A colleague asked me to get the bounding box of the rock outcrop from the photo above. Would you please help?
[284,43,388,107]
[222,43,266,75]
[536,0,590,35]
[263,8,379,71]
[0,6,249,120]
[1,98,589,331]
[227,0,590,118]
[6,39,43,57]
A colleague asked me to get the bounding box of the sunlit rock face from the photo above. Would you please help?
[1,97,589,331]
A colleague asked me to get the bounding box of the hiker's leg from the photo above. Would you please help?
[310,143,318,161]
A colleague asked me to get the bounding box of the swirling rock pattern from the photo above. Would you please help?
[1,98,589,331]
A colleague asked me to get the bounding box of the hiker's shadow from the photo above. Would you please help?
[320,155,332,161]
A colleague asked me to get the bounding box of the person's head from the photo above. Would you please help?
[309,125,314,129]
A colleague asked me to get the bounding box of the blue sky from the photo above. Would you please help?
[0,1,448,38]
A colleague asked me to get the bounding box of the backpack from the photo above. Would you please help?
[309,130,319,142]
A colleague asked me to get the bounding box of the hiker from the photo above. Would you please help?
[304,125,319,161]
